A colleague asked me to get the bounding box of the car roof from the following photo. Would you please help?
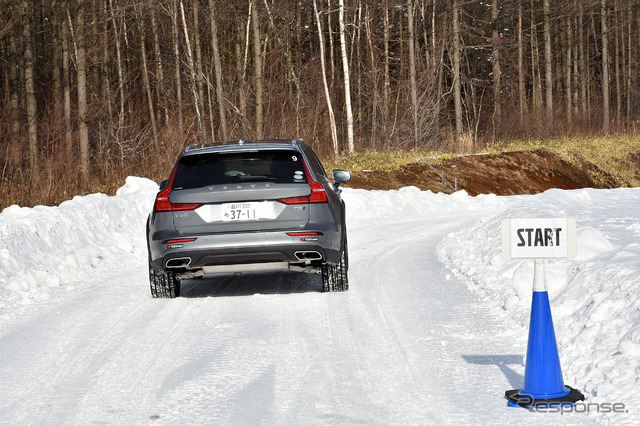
[180,138,307,158]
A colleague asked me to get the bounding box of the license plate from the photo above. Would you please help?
[221,202,259,221]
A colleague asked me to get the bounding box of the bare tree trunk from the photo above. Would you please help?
[108,0,125,134]
[383,3,390,139]
[236,6,253,134]
[136,3,158,148]
[77,0,89,181]
[565,15,573,126]
[251,0,263,139]
[62,2,72,162]
[601,0,610,134]
[314,0,338,156]
[22,0,38,184]
[100,0,113,129]
[364,3,378,147]
[578,0,588,116]
[51,1,62,97]
[172,0,183,133]
[339,0,354,153]
[543,0,553,122]
[531,0,542,111]
[261,0,303,134]
[193,0,207,141]
[208,0,228,141]
[453,0,463,147]
[614,0,622,126]
[8,1,21,168]
[234,23,244,134]
[419,1,430,66]
[626,0,632,124]
[491,0,501,141]
[328,0,336,87]
[518,0,525,124]
[150,6,167,126]
[355,1,362,131]
[179,0,204,141]
[407,0,418,147]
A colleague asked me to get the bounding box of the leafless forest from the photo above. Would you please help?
[1,0,639,206]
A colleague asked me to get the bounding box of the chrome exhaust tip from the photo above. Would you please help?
[165,257,192,268]
[294,251,323,261]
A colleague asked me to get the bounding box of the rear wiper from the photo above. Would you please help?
[236,175,277,182]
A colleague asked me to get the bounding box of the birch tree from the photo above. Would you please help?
[339,0,354,153]
[314,0,338,156]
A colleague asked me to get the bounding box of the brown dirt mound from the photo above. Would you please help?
[344,150,619,196]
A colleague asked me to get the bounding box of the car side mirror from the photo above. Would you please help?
[332,169,352,189]
[159,179,169,191]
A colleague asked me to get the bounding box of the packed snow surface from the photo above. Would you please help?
[1,177,639,424]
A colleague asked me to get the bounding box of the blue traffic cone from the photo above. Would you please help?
[505,260,585,407]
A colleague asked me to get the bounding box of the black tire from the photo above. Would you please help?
[322,240,349,292]
[149,265,180,298]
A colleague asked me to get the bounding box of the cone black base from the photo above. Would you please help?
[505,386,585,407]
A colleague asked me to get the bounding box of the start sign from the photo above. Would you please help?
[502,218,577,259]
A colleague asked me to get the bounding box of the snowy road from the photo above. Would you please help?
[0,216,580,425]
[1,180,638,424]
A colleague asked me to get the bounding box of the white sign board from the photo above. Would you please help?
[502,218,577,259]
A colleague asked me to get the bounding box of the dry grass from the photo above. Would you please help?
[489,136,640,187]
[328,136,640,189]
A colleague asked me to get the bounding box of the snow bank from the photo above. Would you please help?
[341,186,514,219]
[437,187,640,413]
[0,177,158,321]
[2,177,638,420]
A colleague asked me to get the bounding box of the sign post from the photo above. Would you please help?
[501,218,585,407]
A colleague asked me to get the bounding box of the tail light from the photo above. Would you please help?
[153,165,203,212]
[154,194,202,212]
[278,161,328,204]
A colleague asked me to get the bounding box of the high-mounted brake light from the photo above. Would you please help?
[287,232,322,236]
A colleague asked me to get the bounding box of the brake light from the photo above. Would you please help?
[278,160,328,204]
[308,178,328,203]
[287,232,322,236]
[153,165,203,212]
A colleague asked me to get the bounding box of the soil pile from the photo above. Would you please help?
[345,150,620,195]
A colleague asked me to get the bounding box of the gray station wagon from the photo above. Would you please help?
[146,138,352,298]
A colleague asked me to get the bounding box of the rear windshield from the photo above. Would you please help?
[172,150,308,190]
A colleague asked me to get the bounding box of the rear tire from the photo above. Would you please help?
[322,241,348,292]
[149,265,180,298]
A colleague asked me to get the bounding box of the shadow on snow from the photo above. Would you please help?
[178,270,323,298]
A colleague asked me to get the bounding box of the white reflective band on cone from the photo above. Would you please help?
[533,258,548,292]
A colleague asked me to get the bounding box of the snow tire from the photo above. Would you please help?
[149,266,180,298]
[322,241,348,292]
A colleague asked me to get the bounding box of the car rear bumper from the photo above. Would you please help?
[149,229,341,273]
